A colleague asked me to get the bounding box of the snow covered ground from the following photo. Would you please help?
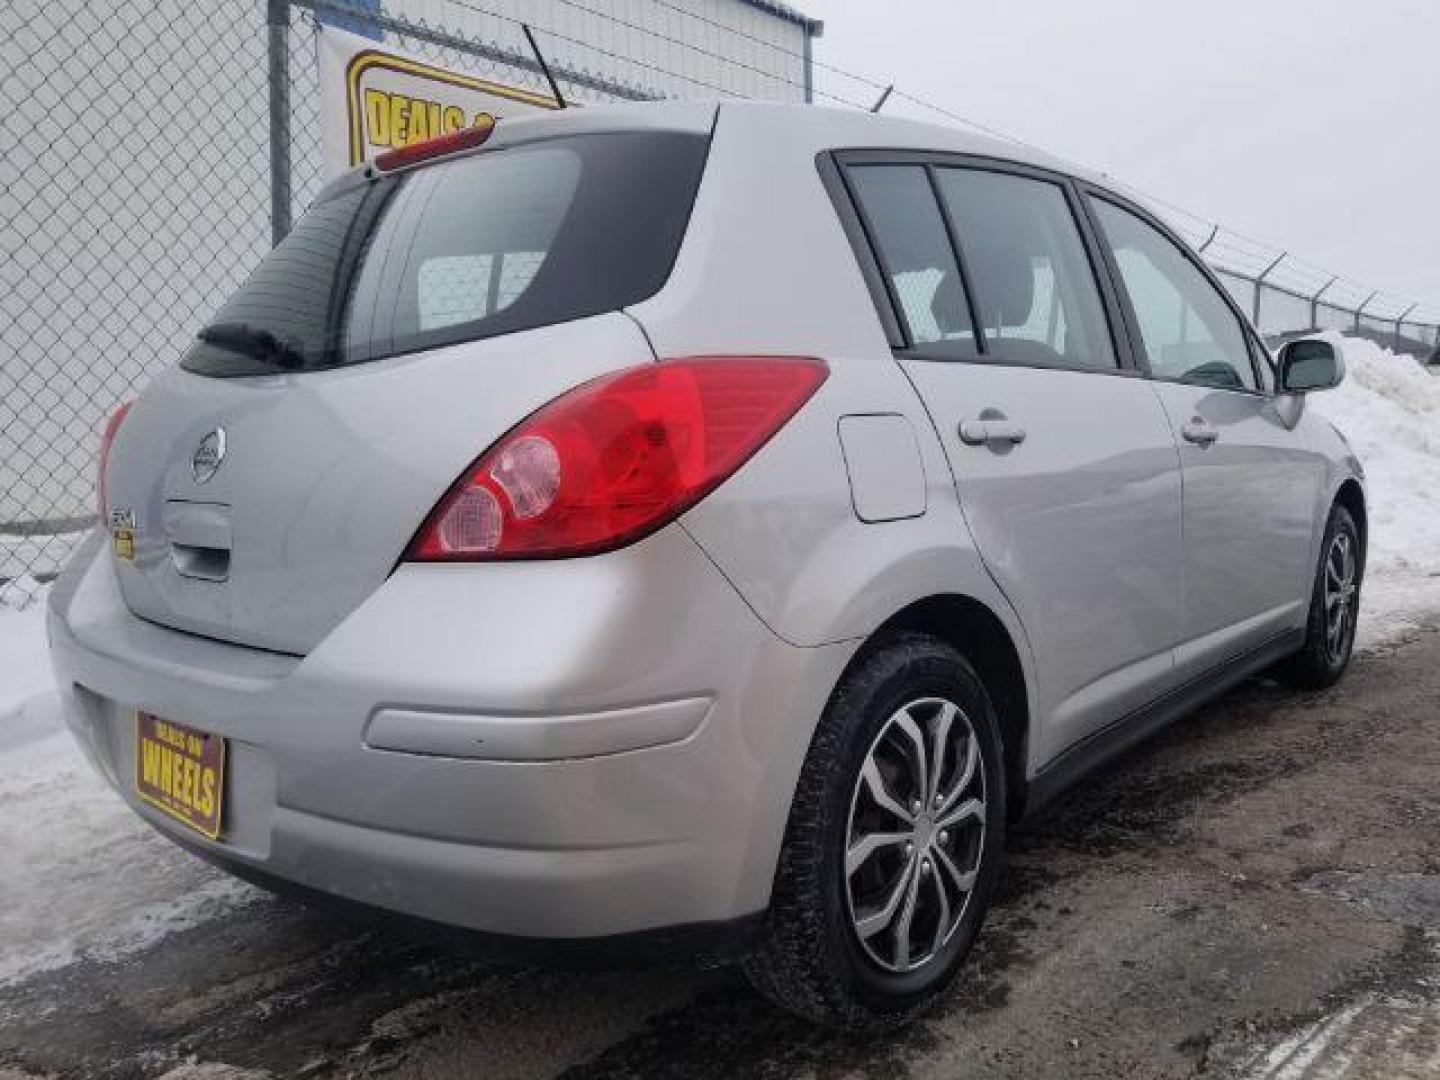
[0,581,256,988]
[0,333,1436,992]
[1307,334,1440,647]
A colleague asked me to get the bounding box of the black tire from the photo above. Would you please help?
[1273,503,1363,690]
[742,633,1007,1029]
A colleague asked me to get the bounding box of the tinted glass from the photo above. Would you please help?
[1093,199,1258,390]
[184,131,708,376]
[848,165,977,355]
[936,169,1117,370]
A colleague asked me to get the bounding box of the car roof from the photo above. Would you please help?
[327,99,1120,207]
[526,99,1111,189]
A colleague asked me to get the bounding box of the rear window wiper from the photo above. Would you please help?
[196,322,307,371]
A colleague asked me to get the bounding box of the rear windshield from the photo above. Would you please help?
[184,130,709,376]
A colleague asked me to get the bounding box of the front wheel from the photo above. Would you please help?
[1273,503,1363,689]
[742,633,1006,1029]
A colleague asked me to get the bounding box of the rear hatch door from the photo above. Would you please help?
[102,119,710,654]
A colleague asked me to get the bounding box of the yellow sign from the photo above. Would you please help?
[320,26,560,176]
[360,88,493,151]
[109,507,135,561]
[135,713,226,841]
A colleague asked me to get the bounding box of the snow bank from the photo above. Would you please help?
[1307,334,1440,645]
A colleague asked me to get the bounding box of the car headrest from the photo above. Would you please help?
[974,241,1036,328]
[928,244,1038,335]
[930,270,971,335]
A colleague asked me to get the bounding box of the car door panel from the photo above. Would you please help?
[847,160,1189,765]
[1149,382,1319,678]
[1087,195,1326,674]
[905,362,1184,764]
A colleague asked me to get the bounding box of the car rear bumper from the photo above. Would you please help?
[48,528,856,942]
[159,824,767,968]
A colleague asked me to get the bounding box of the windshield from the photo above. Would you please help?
[184,130,709,376]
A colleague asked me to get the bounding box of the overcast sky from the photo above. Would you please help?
[805,0,1440,315]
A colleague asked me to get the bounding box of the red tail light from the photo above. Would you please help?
[406,357,828,561]
[97,400,134,517]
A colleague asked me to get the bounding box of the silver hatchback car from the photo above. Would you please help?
[51,101,1364,1028]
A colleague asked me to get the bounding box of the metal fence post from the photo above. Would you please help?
[267,0,292,247]
[1394,303,1417,351]
[1253,251,1286,328]
[1310,276,1338,332]
[1355,291,1378,335]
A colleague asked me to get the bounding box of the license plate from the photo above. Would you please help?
[134,712,225,840]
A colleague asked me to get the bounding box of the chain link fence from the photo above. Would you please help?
[3,0,1437,609]
[3,0,276,608]
[0,0,680,609]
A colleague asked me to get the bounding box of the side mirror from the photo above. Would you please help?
[1278,337,1345,393]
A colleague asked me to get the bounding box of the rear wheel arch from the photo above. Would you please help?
[848,594,1032,822]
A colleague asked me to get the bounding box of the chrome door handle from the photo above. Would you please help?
[959,418,1027,447]
[1180,418,1219,446]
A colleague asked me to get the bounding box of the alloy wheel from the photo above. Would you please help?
[1324,531,1358,663]
[844,697,987,973]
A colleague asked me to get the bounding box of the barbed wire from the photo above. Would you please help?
[862,90,1436,322]
[439,0,752,102]
[516,0,1439,323]
[574,0,893,95]
[526,0,865,109]
[441,0,873,109]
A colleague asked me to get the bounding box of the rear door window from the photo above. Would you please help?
[933,169,1118,370]
[184,130,709,376]
[847,165,978,356]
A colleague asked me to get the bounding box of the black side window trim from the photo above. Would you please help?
[817,152,906,349]
[819,148,1142,377]
[1079,185,1270,397]
[922,165,989,356]
[1249,326,1279,389]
